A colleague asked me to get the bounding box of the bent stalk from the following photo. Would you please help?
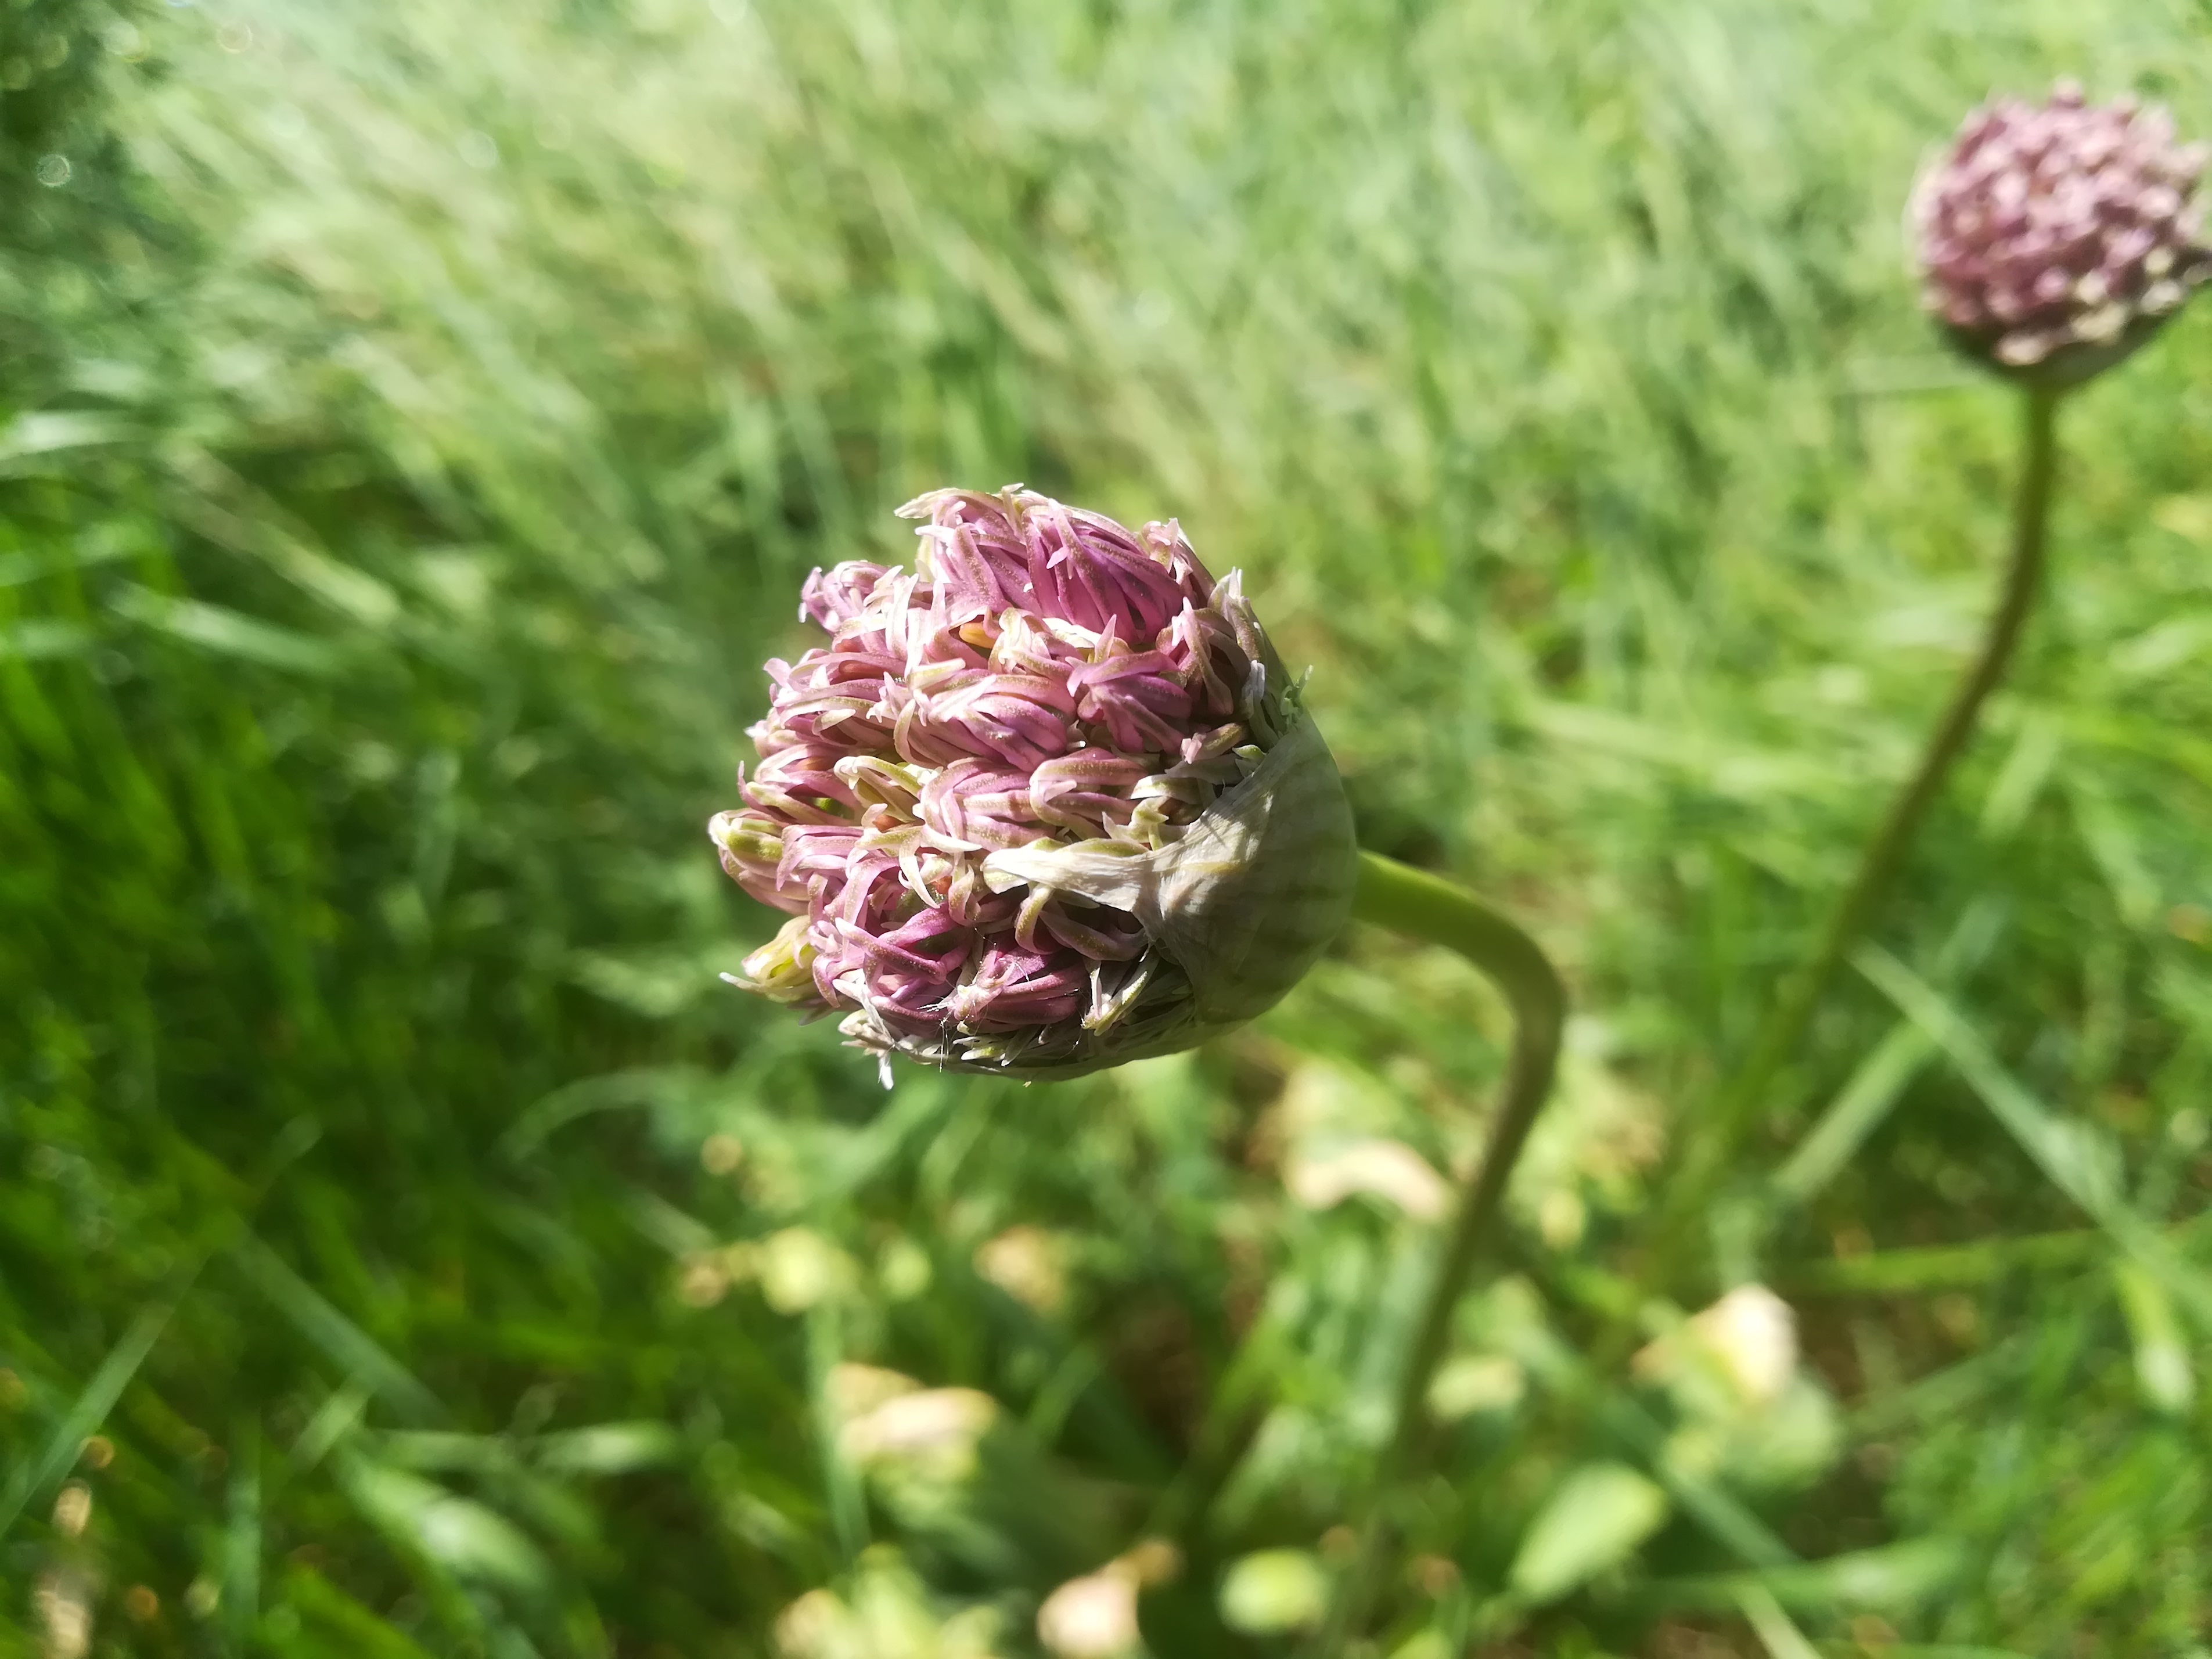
[1313,851,1567,1653]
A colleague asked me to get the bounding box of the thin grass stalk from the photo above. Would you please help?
[1652,386,2063,1282]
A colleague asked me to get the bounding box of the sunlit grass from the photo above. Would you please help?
[3,0,2212,1652]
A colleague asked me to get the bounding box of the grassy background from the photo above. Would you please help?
[6,0,2212,1652]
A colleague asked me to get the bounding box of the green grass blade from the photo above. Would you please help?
[0,1298,178,1539]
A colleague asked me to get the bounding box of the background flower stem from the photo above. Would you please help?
[1650,384,2064,1284]
[1312,851,1567,1653]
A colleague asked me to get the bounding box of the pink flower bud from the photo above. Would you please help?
[1914,80,2211,383]
[713,486,1357,1077]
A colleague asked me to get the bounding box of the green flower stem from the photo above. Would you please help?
[1314,850,1567,1653]
[1653,385,2063,1276]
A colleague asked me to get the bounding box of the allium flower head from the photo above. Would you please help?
[710,486,1357,1078]
[1914,80,2211,382]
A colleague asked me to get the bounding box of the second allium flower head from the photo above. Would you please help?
[1915,80,2211,383]
[711,487,1356,1078]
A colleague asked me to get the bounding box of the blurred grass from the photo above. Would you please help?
[5,0,2212,1653]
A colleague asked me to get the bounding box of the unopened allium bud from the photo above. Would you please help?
[710,486,1357,1078]
[1914,80,2212,383]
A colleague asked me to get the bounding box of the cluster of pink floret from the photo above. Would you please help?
[710,487,1274,1063]
[1914,80,2211,370]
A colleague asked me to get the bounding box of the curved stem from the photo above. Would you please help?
[1653,385,2062,1275]
[1313,851,1567,1653]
